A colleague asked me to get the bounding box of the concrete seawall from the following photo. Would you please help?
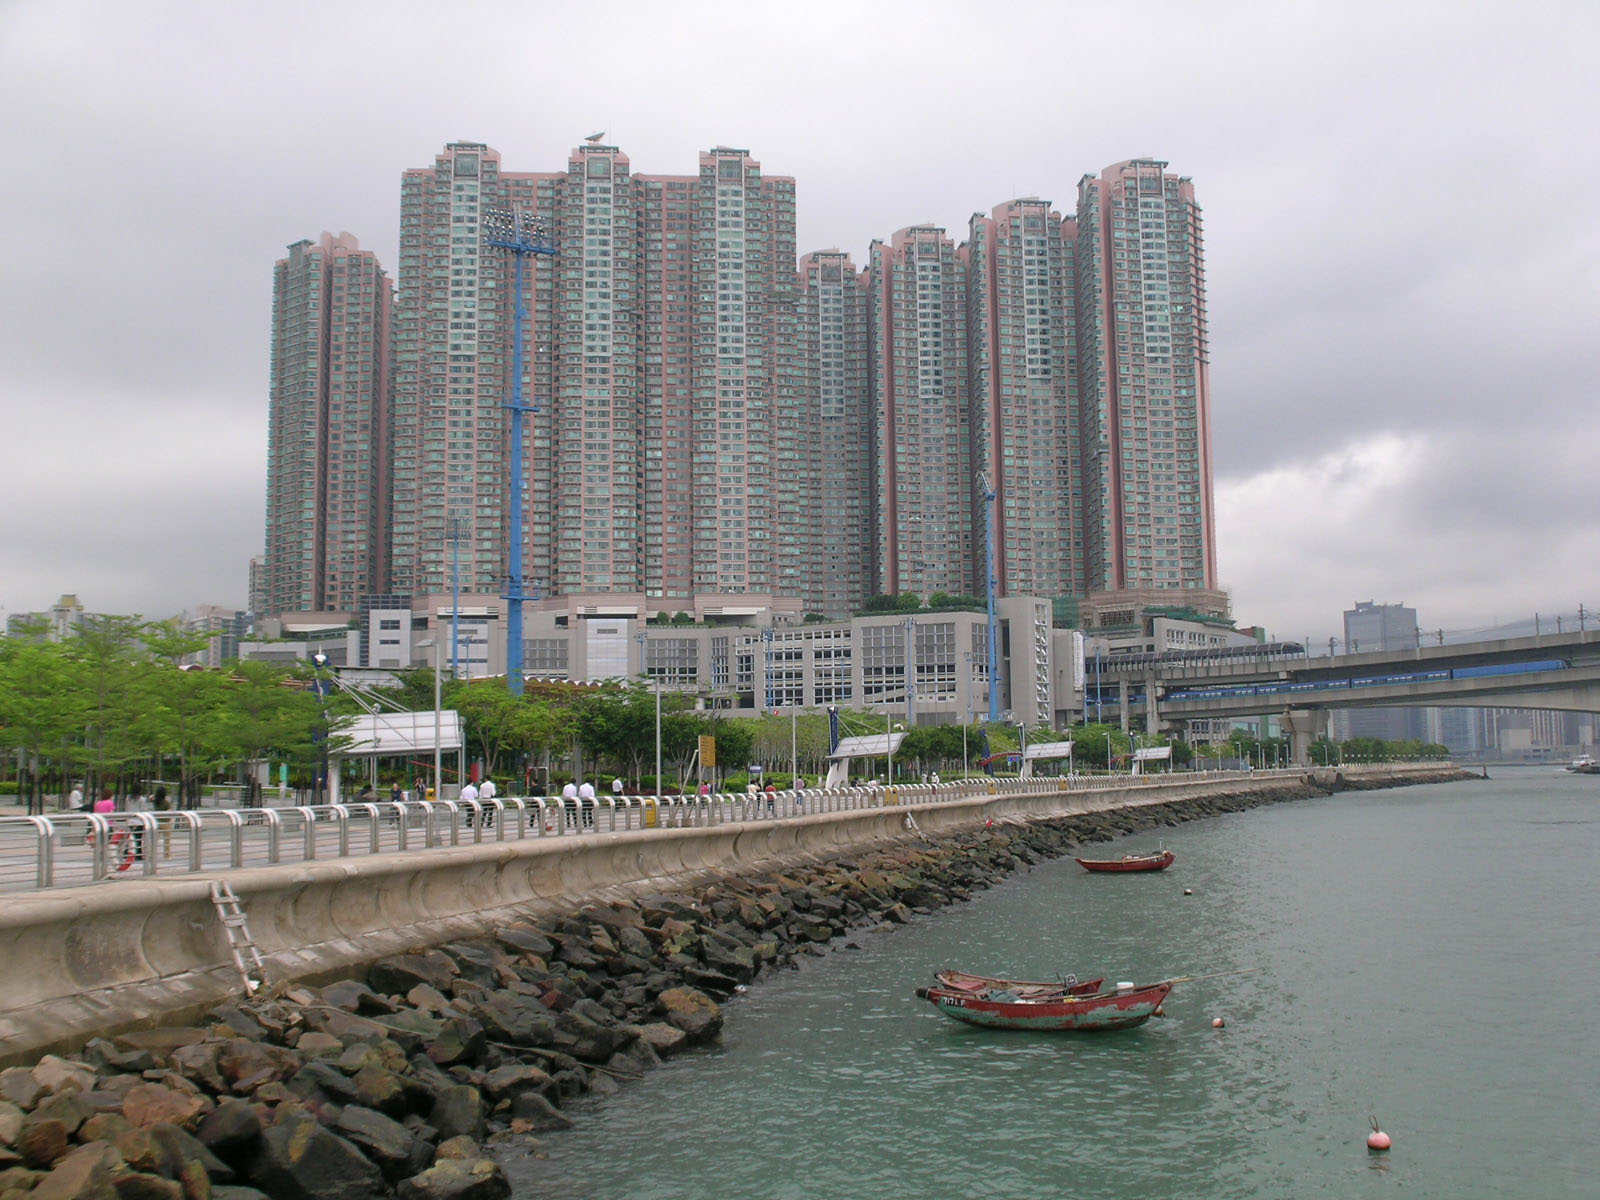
[0,765,1461,1065]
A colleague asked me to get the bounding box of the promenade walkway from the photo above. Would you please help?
[0,773,1267,894]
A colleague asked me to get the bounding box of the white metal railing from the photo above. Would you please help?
[0,768,1307,894]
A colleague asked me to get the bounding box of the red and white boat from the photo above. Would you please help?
[1074,849,1175,873]
[916,978,1173,1032]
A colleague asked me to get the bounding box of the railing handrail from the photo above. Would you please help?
[0,764,1433,893]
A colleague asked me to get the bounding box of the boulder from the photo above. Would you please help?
[107,1169,185,1200]
[549,1012,629,1064]
[321,981,396,1015]
[367,952,459,997]
[507,1092,571,1133]
[634,1023,689,1057]
[0,1068,46,1110]
[422,1019,486,1068]
[656,987,723,1043]
[18,1117,69,1169]
[427,1086,483,1144]
[396,1156,510,1200]
[479,1064,554,1105]
[334,1105,424,1183]
[29,1091,93,1137]
[30,1057,98,1097]
[348,1067,407,1117]
[216,1042,299,1090]
[0,1100,24,1148]
[243,1113,384,1200]
[492,927,553,960]
[468,994,553,1047]
[195,1100,262,1162]
[29,1141,118,1200]
[121,1085,207,1132]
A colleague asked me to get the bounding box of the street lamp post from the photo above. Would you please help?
[903,616,917,727]
[637,630,660,792]
[311,652,331,804]
[761,627,774,715]
[417,639,442,801]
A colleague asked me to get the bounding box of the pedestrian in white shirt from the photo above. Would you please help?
[578,780,597,829]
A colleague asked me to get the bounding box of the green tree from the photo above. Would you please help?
[0,625,84,813]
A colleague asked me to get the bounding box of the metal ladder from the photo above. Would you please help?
[209,881,267,995]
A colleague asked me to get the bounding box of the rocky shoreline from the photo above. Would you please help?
[0,770,1468,1199]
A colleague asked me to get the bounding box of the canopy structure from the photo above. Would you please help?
[1020,740,1074,779]
[825,732,908,789]
[326,710,464,801]
[1131,745,1172,775]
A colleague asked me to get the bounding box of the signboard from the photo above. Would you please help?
[699,735,717,768]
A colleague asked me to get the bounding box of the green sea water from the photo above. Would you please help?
[510,769,1600,1199]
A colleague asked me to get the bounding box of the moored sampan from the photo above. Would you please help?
[916,979,1173,1031]
[1074,849,1175,872]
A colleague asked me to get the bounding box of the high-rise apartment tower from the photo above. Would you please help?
[262,233,392,615]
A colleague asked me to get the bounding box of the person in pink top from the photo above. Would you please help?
[92,789,115,815]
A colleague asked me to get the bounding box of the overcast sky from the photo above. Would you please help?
[2,0,1596,648]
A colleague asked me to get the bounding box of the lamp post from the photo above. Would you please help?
[310,652,331,804]
[637,630,660,792]
[482,206,557,697]
[903,616,917,727]
[761,626,774,715]
[975,471,1000,722]
[417,639,442,801]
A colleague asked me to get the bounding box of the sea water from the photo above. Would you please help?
[510,768,1600,1199]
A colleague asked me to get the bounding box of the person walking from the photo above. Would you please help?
[479,776,496,828]
[560,782,579,831]
[577,780,597,830]
[151,785,172,858]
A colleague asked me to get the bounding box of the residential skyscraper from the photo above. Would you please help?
[868,225,972,600]
[391,144,557,601]
[262,232,392,615]
[798,249,871,617]
[964,198,1083,602]
[1074,160,1219,610]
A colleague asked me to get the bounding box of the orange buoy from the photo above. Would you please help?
[1211,1016,1225,1029]
[1367,1118,1391,1152]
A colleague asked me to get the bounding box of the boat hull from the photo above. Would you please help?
[917,982,1173,1031]
[1075,850,1175,873]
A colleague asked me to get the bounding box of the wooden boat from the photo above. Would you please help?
[916,979,1173,1031]
[1075,849,1174,873]
[934,969,1104,998]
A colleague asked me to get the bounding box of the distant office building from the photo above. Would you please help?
[798,250,872,618]
[247,555,267,617]
[262,233,393,616]
[1334,600,1424,742]
[5,594,88,641]
[1074,160,1217,607]
[180,604,250,669]
[867,225,973,600]
[964,197,1083,602]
